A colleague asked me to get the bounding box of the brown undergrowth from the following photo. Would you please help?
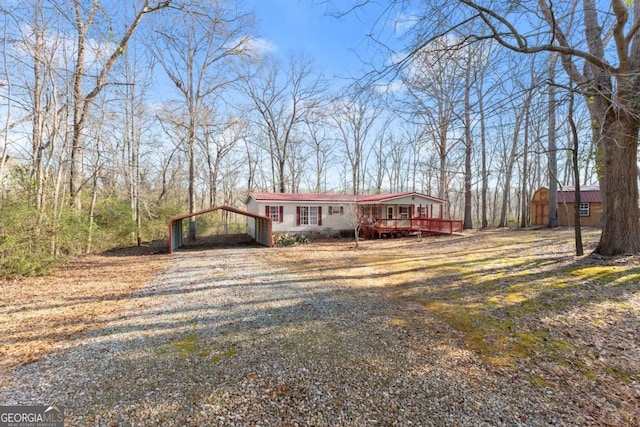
[0,243,169,370]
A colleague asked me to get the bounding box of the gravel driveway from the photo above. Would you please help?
[1,245,575,426]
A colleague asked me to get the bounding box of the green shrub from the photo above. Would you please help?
[274,233,311,246]
[0,198,64,278]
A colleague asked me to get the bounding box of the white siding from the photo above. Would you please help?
[246,197,356,235]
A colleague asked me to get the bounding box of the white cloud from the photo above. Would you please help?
[375,80,406,94]
[242,37,278,56]
[13,23,114,73]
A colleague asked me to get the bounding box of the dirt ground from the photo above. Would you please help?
[1,229,638,425]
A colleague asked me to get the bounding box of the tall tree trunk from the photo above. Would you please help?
[478,80,488,229]
[547,53,559,228]
[188,130,197,241]
[498,117,520,227]
[594,116,640,255]
[568,83,583,256]
[463,61,473,229]
[519,109,530,228]
[31,1,45,211]
[438,122,448,200]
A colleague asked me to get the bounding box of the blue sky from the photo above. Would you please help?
[247,0,394,82]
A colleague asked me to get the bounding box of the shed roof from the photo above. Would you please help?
[558,188,602,203]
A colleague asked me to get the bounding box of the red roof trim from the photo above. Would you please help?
[168,205,272,253]
[357,191,445,204]
[249,192,359,203]
[248,191,444,204]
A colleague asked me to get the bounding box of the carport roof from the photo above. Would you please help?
[168,205,272,253]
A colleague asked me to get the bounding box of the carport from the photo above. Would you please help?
[168,205,272,253]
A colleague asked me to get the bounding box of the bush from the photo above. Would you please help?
[274,233,311,246]
[0,198,65,278]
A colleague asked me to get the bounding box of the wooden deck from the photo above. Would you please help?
[361,218,464,239]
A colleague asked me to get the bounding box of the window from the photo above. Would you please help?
[297,206,321,225]
[308,206,318,224]
[420,206,427,218]
[580,203,590,216]
[387,207,393,219]
[399,206,409,219]
[299,206,309,224]
[329,205,343,215]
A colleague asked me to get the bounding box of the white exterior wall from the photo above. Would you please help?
[275,202,355,234]
[246,193,446,237]
[246,198,356,235]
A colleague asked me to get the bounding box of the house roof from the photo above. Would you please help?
[558,188,602,203]
[248,192,360,203]
[247,191,444,204]
[357,191,445,204]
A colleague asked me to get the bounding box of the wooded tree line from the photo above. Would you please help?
[0,0,635,276]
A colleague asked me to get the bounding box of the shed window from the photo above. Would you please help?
[580,203,590,216]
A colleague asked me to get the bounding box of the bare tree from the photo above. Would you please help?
[304,108,336,193]
[342,203,364,248]
[392,0,640,254]
[69,0,170,209]
[547,52,560,228]
[148,0,252,240]
[462,53,474,229]
[401,37,465,201]
[243,54,324,193]
[202,115,246,206]
[330,86,383,195]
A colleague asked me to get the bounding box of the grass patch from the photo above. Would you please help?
[378,228,640,394]
[156,332,238,362]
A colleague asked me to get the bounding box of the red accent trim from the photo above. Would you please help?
[167,205,272,253]
[296,206,301,226]
[318,206,322,226]
[279,206,284,223]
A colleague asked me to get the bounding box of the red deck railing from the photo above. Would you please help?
[362,217,463,238]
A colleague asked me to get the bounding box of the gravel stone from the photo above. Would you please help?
[1,246,581,426]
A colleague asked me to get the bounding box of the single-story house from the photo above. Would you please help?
[530,186,602,227]
[245,191,463,239]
